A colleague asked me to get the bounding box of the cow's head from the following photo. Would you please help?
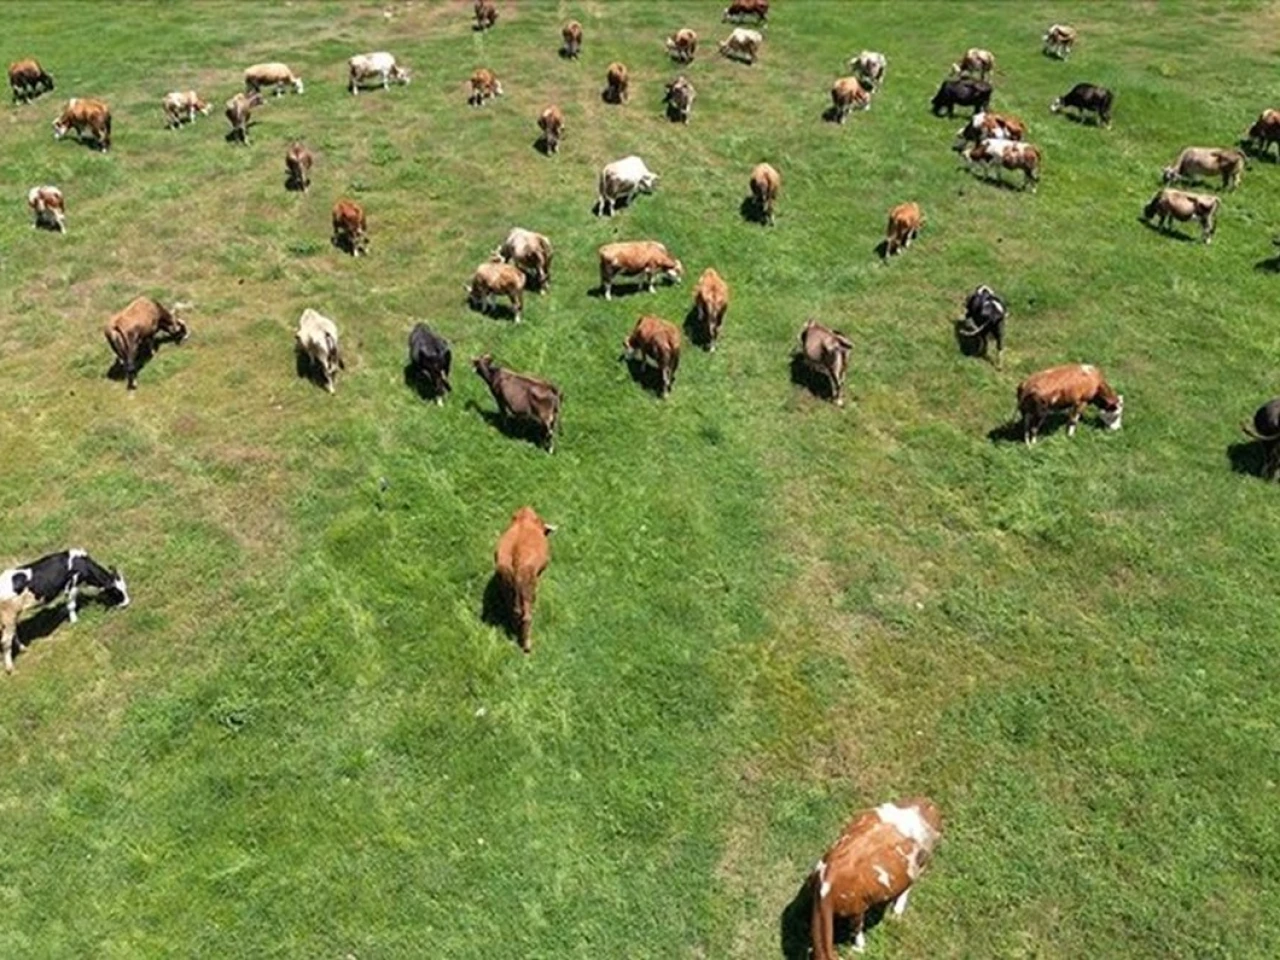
[492,79,505,97]
[392,65,411,84]
[666,259,684,284]
[39,72,55,92]
[196,97,211,115]
[51,117,68,139]
[1161,165,1179,184]
[1097,394,1124,431]
[1049,97,1064,114]
[472,353,496,381]
[108,568,130,608]
[292,77,305,94]
[1141,193,1162,221]
[639,171,659,192]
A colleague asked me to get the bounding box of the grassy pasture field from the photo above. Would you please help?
[2,0,1280,956]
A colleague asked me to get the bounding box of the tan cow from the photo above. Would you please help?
[162,90,209,128]
[798,320,853,407]
[243,62,303,96]
[605,62,629,104]
[666,28,698,63]
[749,162,781,225]
[286,142,313,192]
[1245,109,1280,159]
[598,241,683,300]
[104,297,189,390]
[951,47,994,80]
[28,186,66,233]
[469,68,503,106]
[467,261,526,321]
[1141,188,1219,243]
[332,198,369,256]
[538,104,564,154]
[52,97,111,150]
[1162,147,1246,191]
[1016,363,1123,445]
[474,0,498,31]
[831,76,871,123]
[493,506,554,653]
[9,58,54,103]
[561,20,583,58]
[1043,24,1078,59]
[496,227,553,291]
[224,91,262,144]
[693,268,729,350]
[294,308,345,394]
[884,202,924,258]
[622,315,682,397]
[719,28,763,64]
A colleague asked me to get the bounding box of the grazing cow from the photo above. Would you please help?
[496,227,553,291]
[954,110,1026,148]
[224,91,262,144]
[1017,364,1123,445]
[469,68,503,106]
[719,28,763,64]
[104,296,188,390]
[1050,83,1112,126]
[1043,24,1078,59]
[598,241,684,300]
[0,549,129,674]
[474,0,498,31]
[693,267,729,350]
[951,48,995,80]
[1244,109,1280,158]
[538,105,564,154]
[1141,188,1219,243]
[466,261,526,321]
[723,0,769,23]
[408,323,452,404]
[831,76,871,122]
[1162,147,1246,191]
[749,162,781,225]
[667,28,698,63]
[28,186,66,233]
[664,75,696,124]
[884,202,924,258]
[622,315,682,397]
[798,320,854,407]
[810,798,942,960]
[294,308,345,394]
[596,155,659,217]
[849,51,887,91]
[52,97,111,150]
[473,354,563,453]
[243,62,304,96]
[9,58,54,103]
[959,284,1006,366]
[962,138,1042,191]
[348,52,410,94]
[332,198,369,256]
[285,142,313,192]
[162,90,209,128]
[1242,397,1280,480]
[493,506,554,653]
[605,62,629,104]
[931,79,991,117]
[561,20,583,59]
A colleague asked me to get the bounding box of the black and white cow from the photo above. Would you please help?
[959,284,1007,366]
[0,549,129,673]
[408,323,452,404]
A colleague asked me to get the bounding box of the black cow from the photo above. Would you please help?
[931,79,991,117]
[1243,398,1280,480]
[1050,83,1113,127]
[408,323,452,404]
[0,549,129,673]
[959,285,1006,366]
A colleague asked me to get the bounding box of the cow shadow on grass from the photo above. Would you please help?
[330,233,362,256]
[11,595,114,668]
[963,169,1025,192]
[532,135,554,157]
[1227,439,1275,479]
[740,194,769,225]
[789,354,840,403]
[1241,140,1279,163]
[466,400,549,449]
[683,304,712,350]
[591,194,637,217]
[284,171,308,193]
[601,87,625,106]
[402,363,448,404]
[620,354,667,396]
[224,122,257,145]
[468,301,520,322]
[1254,253,1280,273]
[294,348,332,392]
[1056,111,1104,127]
[820,105,844,124]
[1137,217,1199,243]
[480,573,522,649]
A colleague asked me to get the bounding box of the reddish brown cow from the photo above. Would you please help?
[1245,108,1280,158]
[493,506,555,653]
[598,241,684,300]
[749,162,780,225]
[1016,363,1124,444]
[52,97,111,150]
[332,198,368,256]
[28,186,66,233]
[622,315,682,397]
[884,201,923,258]
[693,268,729,350]
[104,297,189,390]
[9,58,54,103]
[605,62,629,104]
[465,261,526,322]
[538,104,564,154]
[286,142,313,192]
[723,0,769,23]
[469,68,504,106]
[561,20,583,58]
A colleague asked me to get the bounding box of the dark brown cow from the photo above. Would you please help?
[332,198,369,256]
[605,62,629,104]
[9,58,54,103]
[474,0,498,31]
[104,297,189,390]
[693,267,729,350]
[622,315,682,397]
[1242,397,1280,480]
[473,354,563,452]
[494,506,555,653]
[538,104,564,154]
[52,97,111,150]
[286,142,313,192]
[561,20,583,58]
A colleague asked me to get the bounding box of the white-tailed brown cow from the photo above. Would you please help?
[104,296,189,390]
[1016,363,1123,444]
[951,47,994,80]
[493,506,555,653]
[243,62,304,96]
[473,355,563,453]
[831,76,871,123]
[598,241,683,300]
[884,201,924,257]
[28,185,66,233]
[622,315,682,397]
[1245,109,1280,158]
[749,162,780,225]
[561,21,583,59]
[1162,146,1246,191]
[496,227,553,291]
[693,267,729,350]
[664,75,696,123]
[466,260,527,321]
[348,52,410,94]
[162,90,209,128]
[719,28,763,64]
[1043,24,1078,59]
[666,28,698,63]
[798,320,854,407]
[9,58,54,103]
[474,0,498,31]
[469,68,503,106]
[962,138,1041,191]
[286,142,313,192]
[1141,188,1219,243]
[332,198,368,255]
[295,308,345,394]
[224,91,262,144]
[538,104,563,154]
[596,155,659,216]
[52,97,111,150]
[605,62,629,104]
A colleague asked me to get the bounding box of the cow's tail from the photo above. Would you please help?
[103,113,112,149]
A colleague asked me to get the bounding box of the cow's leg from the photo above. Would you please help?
[645,269,656,293]
[1067,402,1085,437]
[1,607,16,674]
[852,914,867,953]
[811,879,835,960]
[67,579,79,625]
[891,886,911,918]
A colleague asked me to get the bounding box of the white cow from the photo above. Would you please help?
[718,28,763,63]
[295,308,344,394]
[348,52,410,94]
[596,155,659,217]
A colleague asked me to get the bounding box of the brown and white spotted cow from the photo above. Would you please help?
[52,97,111,150]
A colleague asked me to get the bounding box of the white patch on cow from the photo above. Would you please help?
[815,858,830,899]
[0,570,26,602]
[1081,363,1096,374]
[873,864,891,888]
[891,886,911,917]
[852,928,866,952]
[113,572,130,608]
[876,803,936,845]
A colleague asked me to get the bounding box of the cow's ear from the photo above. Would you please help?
[543,524,558,536]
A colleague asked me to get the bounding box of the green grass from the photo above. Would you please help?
[2,1,1279,957]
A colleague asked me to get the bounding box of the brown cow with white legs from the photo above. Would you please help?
[469,68,503,106]
[466,261,526,321]
[667,28,698,63]
[1016,363,1123,445]
[538,104,563,154]
[52,97,111,150]
[693,268,729,350]
[473,355,563,453]
[561,21,583,58]
[605,62,629,104]
[1141,188,1219,243]
[1162,147,1246,191]
[884,202,924,258]
[622,315,682,397]
[332,198,368,256]
[104,297,189,390]
[598,241,683,300]
[750,162,780,225]
[28,186,66,232]
[286,142,313,192]
[243,62,303,96]
[831,76,871,123]
[494,506,554,653]
[162,90,210,128]
[798,320,853,406]
[225,91,262,144]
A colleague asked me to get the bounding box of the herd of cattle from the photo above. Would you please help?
[5,4,1279,955]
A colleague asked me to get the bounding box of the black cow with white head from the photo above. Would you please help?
[960,285,1007,366]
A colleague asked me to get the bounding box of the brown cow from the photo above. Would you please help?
[474,0,498,31]
[243,62,304,96]
[332,198,369,256]
[605,62,629,104]
[1043,24,1078,59]
[52,97,111,151]
[286,142,313,192]
[224,91,262,145]
[9,58,54,103]
[798,320,853,407]
[598,241,684,300]
[1141,188,1219,243]
[538,104,564,154]
[466,260,526,322]
[884,201,924,258]
[723,0,769,23]
[622,315,682,397]
[561,20,583,59]
[693,267,729,350]
[831,76,871,123]
[473,354,563,453]
[951,47,994,80]
[493,506,555,653]
[1245,109,1280,158]
[811,798,943,959]
[666,28,698,63]
[469,68,503,106]
[749,162,780,225]
[162,90,210,129]
[104,297,189,390]
[1016,363,1124,445]
[28,186,66,233]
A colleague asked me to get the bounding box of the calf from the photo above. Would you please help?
[664,75,696,124]
[962,138,1041,191]
[162,90,209,128]
[598,241,684,300]
[1051,82,1112,126]
[1244,108,1280,158]
[1242,397,1280,480]
[408,323,452,404]
[605,62,629,104]
[954,110,1026,148]
[469,68,504,106]
[831,76,871,123]
[951,47,994,80]
[1163,146,1245,191]
[884,201,924,257]
[959,284,1006,366]
[1,549,129,674]
[104,296,188,390]
[538,104,564,154]
[28,185,66,233]
[9,58,54,104]
[466,260,526,321]
[666,28,698,63]
[811,798,942,959]
[224,91,262,144]
[561,20,583,59]
[295,308,345,394]
[243,62,304,96]
[474,0,498,30]
[596,155,659,217]
[849,51,886,91]
[1043,24,1078,59]
[622,315,682,397]
[723,0,769,23]
[1141,188,1219,243]
[473,354,563,452]
[332,198,369,256]
[493,507,554,653]
[931,79,990,117]
[52,97,111,150]
[348,52,410,94]
[496,227,553,291]
[1017,363,1123,444]
[693,267,729,350]
[286,142,313,192]
[719,28,763,64]
[798,320,853,406]
[749,162,781,225]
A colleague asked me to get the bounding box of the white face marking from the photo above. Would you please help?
[873,864,892,888]
[876,803,937,845]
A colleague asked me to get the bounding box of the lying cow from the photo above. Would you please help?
[466,260,526,321]
[605,62,629,105]
[162,90,209,128]
[496,227,553,291]
[1141,188,1219,243]
[962,138,1041,191]
[831,76,871,123]
[104,296,189,390]
[286,142,313,192]
[723,0,768,22]
[750,162,781,225]
[1043,24,1078,59]
[1,549,129,674]
[348,52,410,94]
[797,320,853,406]
[884,201,924,257]
[931,79,990,117]
[1242,397,1280,480]
[693,267,729,351]
[469,68,503,106]
[954,110,1026,148]
[810,798,942,960]
[664,75,696,124]
[959,284,1006,366]
[1016,363,1123,445]
[849,51,886,91]
[9,58,54,104]
[1244,109,1280,158]
[224,91,262,144]
[538,104,564,154]
[561,20,583,59]
[596,155,659,216]
[598,241,683,300]
[295,308,345,394]
[494,506,554,654]
[1050,82,1112,126]
[622,315,682,397]
[667,28,698,63]
[332,198,369,255]
[244,62,304,96]
[474,0,498,31]
[1162,147,1245,191]
[28,185,66,233]
[52,97,111,150]
[719,28,763,64]
[408,324,451,404]
[952,48,994,80]
[473,354,563,452]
